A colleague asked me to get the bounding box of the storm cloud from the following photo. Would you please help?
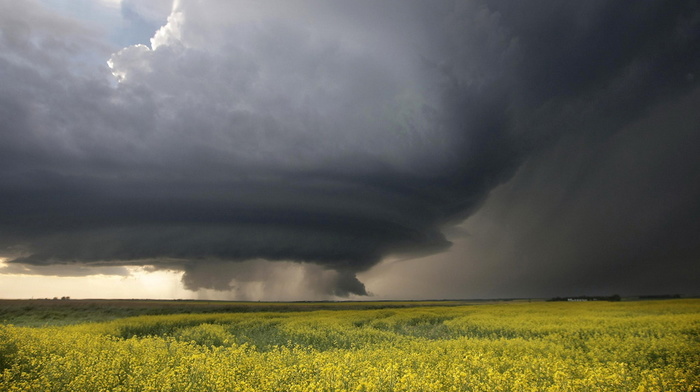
[1,0,699,298]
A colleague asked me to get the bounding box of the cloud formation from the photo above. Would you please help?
[1,0,699,298]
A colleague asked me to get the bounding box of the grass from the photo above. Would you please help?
[0,298,475,327]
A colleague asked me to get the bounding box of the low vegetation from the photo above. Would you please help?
[1,299,698,391]
[0,299,470,327]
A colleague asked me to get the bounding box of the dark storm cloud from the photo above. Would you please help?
[1,0,699,297]
[443,0,700,297]
[181,260,367,297]
[450,86,700,298]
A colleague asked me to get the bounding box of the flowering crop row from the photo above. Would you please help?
[1,300,698,391]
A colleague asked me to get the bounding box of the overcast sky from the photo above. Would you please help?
[1,0,698,300]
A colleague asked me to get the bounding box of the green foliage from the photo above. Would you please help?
[1,300,698,391]
[0,299,466,327]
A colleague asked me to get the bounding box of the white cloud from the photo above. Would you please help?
[97,0,121,8]
[109,0,453,174]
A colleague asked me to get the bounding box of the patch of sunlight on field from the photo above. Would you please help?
[2,299,699,391]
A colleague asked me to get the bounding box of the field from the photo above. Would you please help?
[1,299,698,391]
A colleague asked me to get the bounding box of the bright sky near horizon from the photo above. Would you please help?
[1,0,699,300]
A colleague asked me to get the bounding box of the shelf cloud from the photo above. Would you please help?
[1,0,699,298]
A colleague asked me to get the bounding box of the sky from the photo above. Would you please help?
[1,0,699,300]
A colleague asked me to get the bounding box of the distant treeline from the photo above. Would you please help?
[549,294,684,302]
[637,294,681,300]
[548,295,621,302]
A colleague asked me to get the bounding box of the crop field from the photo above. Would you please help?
[1,299,698,391]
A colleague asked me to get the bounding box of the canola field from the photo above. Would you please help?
[1,299,698,391]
